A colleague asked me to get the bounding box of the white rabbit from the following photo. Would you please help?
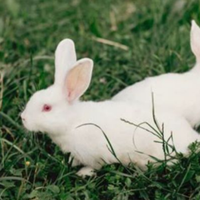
[21,39,200,177]
[112,20,200,127]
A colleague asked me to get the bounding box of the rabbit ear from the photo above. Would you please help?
[65,58,93,103]
[191,20,200,63]
[54,39,77,86]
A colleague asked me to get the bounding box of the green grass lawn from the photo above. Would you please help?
[1,0,200,199]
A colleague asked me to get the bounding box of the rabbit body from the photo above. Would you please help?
[22,85,200,176]
[21,20,200,177]
[112,68,200,127]
[52,102,199,170]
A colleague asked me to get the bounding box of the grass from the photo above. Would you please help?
[1,0,200,199]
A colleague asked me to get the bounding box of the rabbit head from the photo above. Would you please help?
[21,39,93,134]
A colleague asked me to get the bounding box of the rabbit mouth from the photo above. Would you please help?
[22,120,31,131]
[21,111,37,132]
[21,118,38,132]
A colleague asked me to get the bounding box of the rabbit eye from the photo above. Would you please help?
[42,104,52,112]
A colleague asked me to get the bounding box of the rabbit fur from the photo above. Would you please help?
[113,20,200,127]
[21,21,200,177]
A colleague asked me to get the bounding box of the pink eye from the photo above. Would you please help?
[42,104,52,112]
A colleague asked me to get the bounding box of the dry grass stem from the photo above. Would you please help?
[92,37,129,51]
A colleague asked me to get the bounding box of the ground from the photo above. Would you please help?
[1,0,200,199]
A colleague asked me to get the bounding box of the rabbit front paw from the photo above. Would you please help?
[76,166,96,177]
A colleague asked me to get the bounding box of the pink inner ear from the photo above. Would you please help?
[67,91,75,103]
[66,70,79,102]
[191,22,200,62]
[67,82,85,103]
[65,60,93,103]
